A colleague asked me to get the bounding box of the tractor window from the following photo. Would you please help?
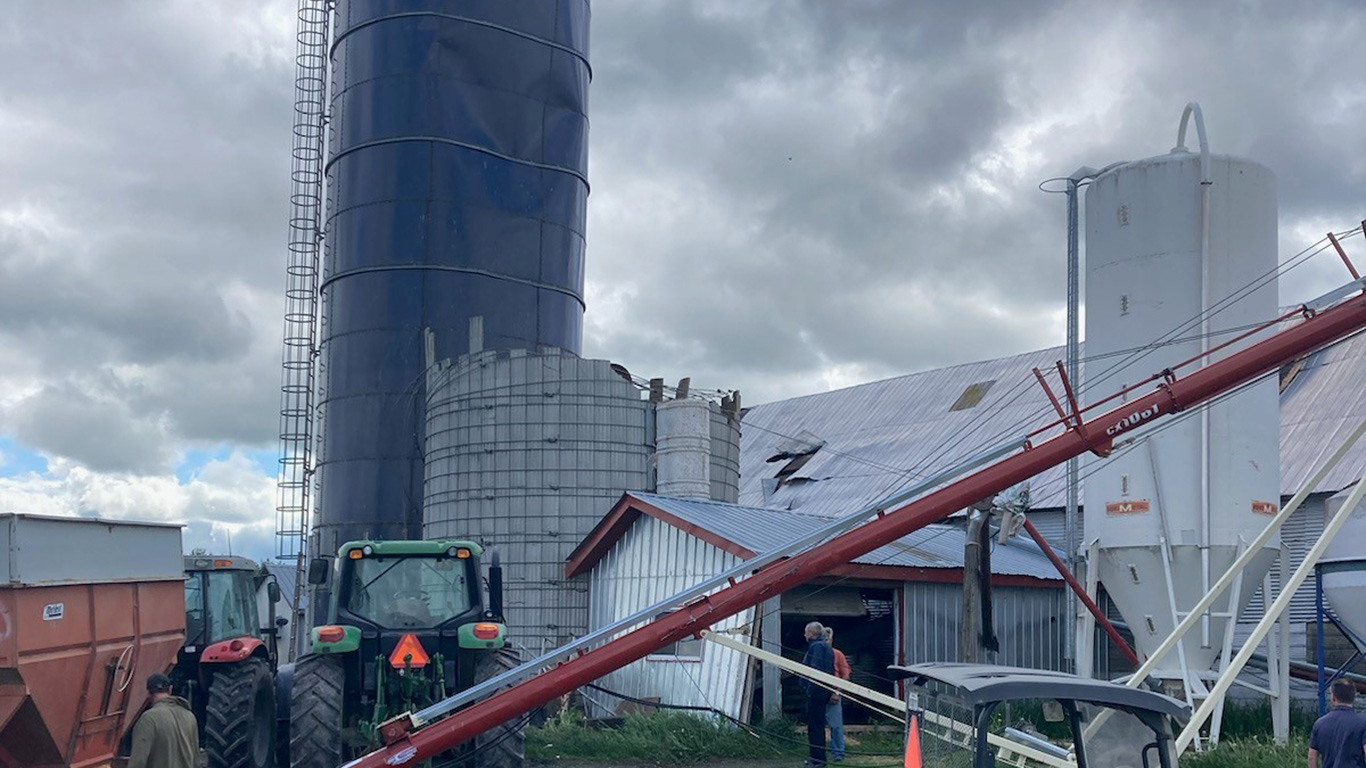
[205,571,260,644]
[184,575,206,646]
[345,555,472,629]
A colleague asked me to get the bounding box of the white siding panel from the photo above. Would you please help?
[586,516,756,722]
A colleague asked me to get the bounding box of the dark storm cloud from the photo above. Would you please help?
[0,0,292,470]
[1,0,1363,481]
[583,0,1366,404]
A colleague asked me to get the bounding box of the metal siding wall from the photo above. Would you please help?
[900,583,1065,671]
[425,351,652,650]
[1026,510,1067,545]
[586,516,756,721]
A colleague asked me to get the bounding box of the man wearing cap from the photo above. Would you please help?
[128,672,199,768]
[801,621,836,766]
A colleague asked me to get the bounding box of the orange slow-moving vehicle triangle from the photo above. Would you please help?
[903,712,922,768]
[389,633,431,669]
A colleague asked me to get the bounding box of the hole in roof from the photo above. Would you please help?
[765,430,824,463]
[1279,356,1307,393]
[763,431,825,494]
[950,380,997,411]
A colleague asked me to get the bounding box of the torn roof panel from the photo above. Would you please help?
[627,492,1061,581]
[741,326,1366,517]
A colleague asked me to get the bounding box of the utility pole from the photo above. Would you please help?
[961,499,994,662]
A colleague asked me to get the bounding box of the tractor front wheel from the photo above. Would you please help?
[204,657,276,768]
[289,654,346,768]
[471,647,526,768]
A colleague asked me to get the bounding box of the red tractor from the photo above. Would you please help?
[170,554,285,768]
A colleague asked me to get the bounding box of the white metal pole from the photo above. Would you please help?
[1269,542,1291,744]
[1065,176,1081,674]
[760,596,781,719]
[1077,539,1100,678]
[1176,472,1366,751]
[1146,441,1196,713]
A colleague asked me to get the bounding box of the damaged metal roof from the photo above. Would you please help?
[628,492,1062,581]
[739,327,1366,517]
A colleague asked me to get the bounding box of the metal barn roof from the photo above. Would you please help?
[567,492,1062,584]
[739,326,1366,518]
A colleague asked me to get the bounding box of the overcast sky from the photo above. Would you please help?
[0,1,1362,561]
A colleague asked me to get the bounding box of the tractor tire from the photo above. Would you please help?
[204,657,276,768]
[471,647,526,768]
[289,655,346,768]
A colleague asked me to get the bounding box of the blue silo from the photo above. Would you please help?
[311,1,591,564]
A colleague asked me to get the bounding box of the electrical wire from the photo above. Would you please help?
[736,322,1366,691]
[736,231,1359,515]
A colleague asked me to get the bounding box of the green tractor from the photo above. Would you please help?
[285,540,522,768]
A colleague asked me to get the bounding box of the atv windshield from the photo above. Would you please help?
[344,555,473,629]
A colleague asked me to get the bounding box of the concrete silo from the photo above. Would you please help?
[422,349,741,650]
[1082,107,1281,698]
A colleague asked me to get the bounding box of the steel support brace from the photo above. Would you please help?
[344,288,1366,768]
[1329,230,1362,281]
[1020,519,1140,666]
[1177,472,1366,750]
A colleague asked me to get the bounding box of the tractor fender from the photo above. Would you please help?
[275,662,295,734]
[200,636,267,664]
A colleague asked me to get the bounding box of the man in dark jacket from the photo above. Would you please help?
[128,673,200,768]
[1309,679,1366,768]
[801,621,836,766]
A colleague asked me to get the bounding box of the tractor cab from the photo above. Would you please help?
[289,540,520,768]
[182,555,281,655]
[890,663,1190,768]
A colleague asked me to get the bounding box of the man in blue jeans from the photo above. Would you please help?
[1309,679,1366,768]
[801,621,835,766]
[824,627,850,763]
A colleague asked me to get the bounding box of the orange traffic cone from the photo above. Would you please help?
[903,712,922,768]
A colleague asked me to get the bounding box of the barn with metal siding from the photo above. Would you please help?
[567,493,1064,722]
[738,323,1366,679]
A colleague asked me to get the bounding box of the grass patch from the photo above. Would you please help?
[1183,735,1308,768]
[526,709,904,765]
[526,709,792,764]
[1213,700,1315,739]
[527,705,1314,766]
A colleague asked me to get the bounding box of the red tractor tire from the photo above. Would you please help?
[204,657,276,768]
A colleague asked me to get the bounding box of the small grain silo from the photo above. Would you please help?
[1082,106,1281,694]
[422,347,741,650]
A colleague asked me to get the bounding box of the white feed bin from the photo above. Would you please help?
[1083,109,1281,673]
[1322,487,1366,653]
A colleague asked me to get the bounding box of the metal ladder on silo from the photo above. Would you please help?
[275,0,331,659]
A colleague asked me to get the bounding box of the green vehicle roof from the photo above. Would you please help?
[335,539,483,557]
